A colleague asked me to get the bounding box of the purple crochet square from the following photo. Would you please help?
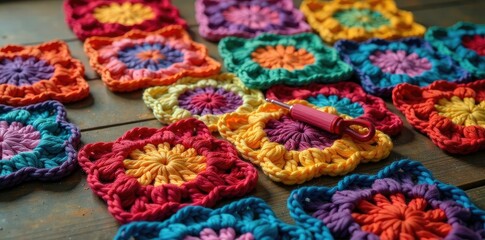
[196,0,311,41]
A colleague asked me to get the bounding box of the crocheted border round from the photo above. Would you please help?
[266,82,403,136]
[288,160,485,239]
[195,0,311,41]
[143,73,264,132]
[78,118,258,223]
[115,197,322,240]
[219,33,353,90]
[64,0,187,41]
[84,25,221,92]
[218,100,392,185]
[0,41,90,106]
[393,80,484,154]
[426,22,485,79]
[300,0,425,44]
[335,37,472,97]
[0,101,81,189]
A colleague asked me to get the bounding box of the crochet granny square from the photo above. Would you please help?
[64,0,187,40]
[78,118,258,223]
[336,38,472,96]
[115,197,322,240]
[219,33,353,90]
[0,41,90,106]
[218,100,392,185]
[195,0,311,41]
[426,22,485,79]
[0,101,81,189]
[300,0,425,44]
[393,80,485,154]
[266,82,403,136]
[84,25,221,92]
[143,73,264,132]
[288,160,485,239]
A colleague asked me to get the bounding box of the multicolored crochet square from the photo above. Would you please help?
[288,160,485,239]
[426,22,485,79]
[266,82,403,136]
[393,80,485,154]
[195,0,311,41]
[0,41,90,106]
[219,33,353,90]
[78,118,258,223]
[115,197,323,240]
[300,0,425,44]
[84,25,221,92]
[0,101,81,189]
[143,73,264,132]
[218,100,392,185]
[64,0,187,40]
[336,38,472,96]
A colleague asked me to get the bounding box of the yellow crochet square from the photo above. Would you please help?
[300,0,425,44]
[218,100,393,185]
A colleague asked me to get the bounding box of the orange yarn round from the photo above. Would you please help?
[251,45,315,70]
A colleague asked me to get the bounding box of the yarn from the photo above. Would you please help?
[300,0,425,44]
[84,25,221,92]
[195,0,310,41]
[288,160,485,239]
[78,118,258,223]
[266,82,403,136]
[64,0,187,40]
[218,100,393,185]
[0,57,54,86]
[0,101,81,189]
[219,33,352,90]
[392,80,485,154]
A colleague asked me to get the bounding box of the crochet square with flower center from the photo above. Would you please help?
[78,118,258,223]
[84,25,221,92]
[0,101,81,189]
[218,100,393,185]
[64,0,187,40]
[426,22,485,79]
[336,38,472,97]
[143,73,264,132]
[393,80,485,154]
[288,160,485,239]
[0,41,90,106]
[219,33,353,90]
[300,0,425,44]
[195,0,311,41]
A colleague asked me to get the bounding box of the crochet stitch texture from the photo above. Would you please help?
[84,25,221,92]
[0,41,90,106]
[78,118,258,223]
[143,73,264,132]
[393,80,484,154]
[300,0,425,44]
[64,0,187,40]
[218,100,393,185]
[219,33,352,90]
[288,160,485,239]
[0,101,81,189]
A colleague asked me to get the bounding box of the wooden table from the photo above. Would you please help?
[0,0,483,239]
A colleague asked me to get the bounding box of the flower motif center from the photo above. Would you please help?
[223,5,280,29]
[123,143,206,187]
[462,35,485,56]
[93,2,155,26]
[307,94,364,118]
[0,57,55,86]
[369,50,432,77]
[184,227,254,240]
[178,87,243,116]
[117,43,184,71]
[251,45,315,71]
[136,50,165,61]
[435,96,485,127]
[0,121,41,160]
[333,8,390,30]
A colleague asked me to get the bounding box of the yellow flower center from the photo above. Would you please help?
[435,96,485,127]
[123,143,206,186]
[93,2,155,26]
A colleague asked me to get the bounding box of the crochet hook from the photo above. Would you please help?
[266,99,376,142]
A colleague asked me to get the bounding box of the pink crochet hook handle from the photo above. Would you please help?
[266,99,376,142]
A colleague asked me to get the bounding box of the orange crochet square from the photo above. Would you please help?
[84,25,221,92]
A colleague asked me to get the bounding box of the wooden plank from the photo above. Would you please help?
[412,1,484,27]
[66,40,98,81]
[466,186,485,210]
